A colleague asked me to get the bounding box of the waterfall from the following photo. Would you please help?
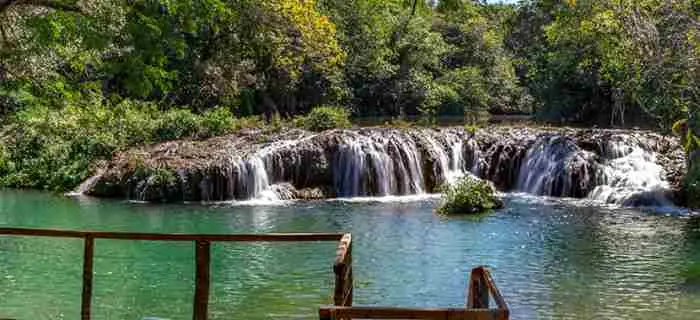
[516,136,596,197]
[332,131,429,197]
[333,138,395,197]
[238,156,277,201]
[67,169,104,196]
[516,134,676,206]
[88,127,683,206]
[588,139,672,206]
[421,133,455,186]
[465,138,481,175]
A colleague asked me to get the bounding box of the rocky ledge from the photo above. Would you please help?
[83,126,686,206]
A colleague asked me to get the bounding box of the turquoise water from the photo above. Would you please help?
[1,190,699,319]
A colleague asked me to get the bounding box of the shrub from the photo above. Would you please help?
[297,105,351,132]
[231,115,265,131]
[198,107,236,138]
[155,108,200,141]
[0,100,243,191]
[685,163,700,208]
[437,175,504,215]
[0,143,10,177]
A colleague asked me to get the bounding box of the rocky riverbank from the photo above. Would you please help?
[83,126,686,206]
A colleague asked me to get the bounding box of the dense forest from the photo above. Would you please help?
[0,0,698,193]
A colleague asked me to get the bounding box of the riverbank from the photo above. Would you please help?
[81,126,686,207]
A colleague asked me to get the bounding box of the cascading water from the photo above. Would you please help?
[419,133,467,187]
[333,138,396,197]
[588,139,672,206]
[464,138,481,175]
[238,156,277,201]
[332,131,437,197]
[516,136,597,198]
[516,134,676,206]
[87,127,684,206]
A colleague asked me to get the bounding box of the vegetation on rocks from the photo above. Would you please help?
[295,106,351,132]
[684,164,700,209]
[438,176,504,215]
[0,100,250,191]
[674,117,700,208]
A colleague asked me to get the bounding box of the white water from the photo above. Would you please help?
[516,136,593,196]
[517,135,674,206]
[333,138,395,197]
[589,143,671,206]
[333,132,436,197]
[109,128,678,207]
[67,169,104,196]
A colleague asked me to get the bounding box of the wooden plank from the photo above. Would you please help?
[482,269,508,313]
[318,306,506,319]
[81,235,94,320]
[467,267,490,309]
[0,227,344,242]
[193,240,211,320]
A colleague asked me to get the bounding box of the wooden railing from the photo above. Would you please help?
[0,227,352,320]
[334,233,353,306]
[319,266,509,320]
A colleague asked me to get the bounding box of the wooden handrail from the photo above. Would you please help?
[467,266,508,313]
[0,227,351,320]
[0,227,345,241]
[319,266,509,320]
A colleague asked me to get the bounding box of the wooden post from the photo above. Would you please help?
[318,308,333,320]
[333,234,353,306]
[81,235,95,320]
[468,267,489,309]
[348,239,353,306]
[193,240,211,320]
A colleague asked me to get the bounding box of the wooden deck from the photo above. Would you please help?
[0,227,509,320]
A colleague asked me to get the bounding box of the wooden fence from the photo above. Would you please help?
[0,227,352,320]
[0,227,509,320]
[318,266,509,320]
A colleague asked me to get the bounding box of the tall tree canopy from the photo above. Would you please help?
[0,0,696,125]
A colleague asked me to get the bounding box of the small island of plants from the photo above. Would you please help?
[438,175,504,215]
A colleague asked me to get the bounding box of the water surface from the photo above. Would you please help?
[1,190,699,319]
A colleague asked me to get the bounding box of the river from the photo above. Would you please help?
[1,189,699,319]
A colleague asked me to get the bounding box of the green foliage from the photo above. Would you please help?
[0,96,240,191]
[0,143,9,178]
[296,106,352,132]
[684,163,700,209]
[437,176,503,215]
[1,0,698,194]
[510,0,699,129]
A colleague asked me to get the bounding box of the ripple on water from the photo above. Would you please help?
[0,190,699,319]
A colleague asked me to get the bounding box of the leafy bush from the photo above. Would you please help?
[0,143,9,177]
[437,175,504,215]
[685,163,700,209]
[155,109,201,141]
[0,99,240,191]
[296,106,351,132]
